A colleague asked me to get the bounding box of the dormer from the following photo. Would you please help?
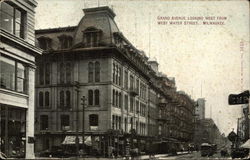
[82,27,103,48]
[73,6,119,48]
[58,34,73,49]
[37,36,52,50]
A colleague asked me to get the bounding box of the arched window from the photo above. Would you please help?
[60,63,64,84]
[60,91,64,107]
[39,92,43,107]
[88,62,93,82]
[95,61,100,82]
[45,63,50,84]
[45,91,49,107]
[66,91,71,107]
[88,90,93,105]
[66,63,71,83]
[89,114,98,126]
[94,89,99,105]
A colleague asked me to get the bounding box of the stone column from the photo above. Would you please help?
[25,66,36,159]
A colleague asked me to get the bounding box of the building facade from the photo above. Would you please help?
[0,0,42,158]
[34,6,196,156]
[195,98,205,120]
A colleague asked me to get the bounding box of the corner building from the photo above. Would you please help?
[0,0,42,158]
[35,6,196,156]
[35,7,150,156]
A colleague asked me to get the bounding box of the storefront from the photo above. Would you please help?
[0,105,26,158]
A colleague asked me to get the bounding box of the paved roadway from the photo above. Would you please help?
[158,151,232,160]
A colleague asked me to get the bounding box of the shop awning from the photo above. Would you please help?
[62,136,92,146]
[241,139,250,148]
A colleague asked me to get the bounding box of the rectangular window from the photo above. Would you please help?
[61,115,70,130]
[125,118,127,132]
[0,55,26,93]
[130,75,134,90]
[89,114,98,126]
[40,115,49,130]
[136,100,139,114]
[136,79,139,93]
[124,70,128,89]
[45,63,50,85]
[124,95,128,111]
[130,97,134,112]
[0,2,24,38]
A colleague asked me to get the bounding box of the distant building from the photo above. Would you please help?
[195,98,205,120]
[0,0,42,158]
[194,118,227,148]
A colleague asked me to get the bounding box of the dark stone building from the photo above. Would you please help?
[34,6,196,157]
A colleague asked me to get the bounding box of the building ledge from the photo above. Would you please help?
[0,29,43,56]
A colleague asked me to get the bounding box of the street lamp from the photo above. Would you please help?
[81,96,86,157]
[75,81,80,157]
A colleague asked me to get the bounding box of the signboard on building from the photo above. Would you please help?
[228,91,249,105]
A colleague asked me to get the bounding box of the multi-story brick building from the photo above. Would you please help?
[34,6,196,156]
[0,0,42,158]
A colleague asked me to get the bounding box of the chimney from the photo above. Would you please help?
[83,6,116,19]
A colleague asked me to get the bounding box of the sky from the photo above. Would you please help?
[35,0,250,135]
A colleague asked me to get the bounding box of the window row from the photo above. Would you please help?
[59,90,71,108]
[38,91,50,108]
[40,114,70,131]
[123,70,140,93]
[140,103,146,117]
[112,63,122,86]
[88,89,100,106]
[39,63,50,85]
[0,2,25,38]
[40,114,99,131]
[88,61,100,83]
[38,35,73,50]
[112,89,122,108]
[0,55,26,93]
[59,62,72,84]
[140,83,147,100]
[139,122,146,135]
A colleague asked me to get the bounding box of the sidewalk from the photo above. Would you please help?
[34,152,191,160]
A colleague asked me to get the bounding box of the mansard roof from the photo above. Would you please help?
[73,6,119,47]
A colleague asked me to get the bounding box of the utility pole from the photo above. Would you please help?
[75,81,80,157]
[81,96,86,157]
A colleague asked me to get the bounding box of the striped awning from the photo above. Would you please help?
[62,136,92,146]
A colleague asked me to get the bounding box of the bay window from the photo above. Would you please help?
[0,55,26,93]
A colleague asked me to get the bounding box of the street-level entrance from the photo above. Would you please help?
[0,105,26,158]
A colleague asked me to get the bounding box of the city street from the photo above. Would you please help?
[158,151,231,159]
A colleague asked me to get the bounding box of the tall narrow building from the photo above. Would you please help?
[0,0,42,158]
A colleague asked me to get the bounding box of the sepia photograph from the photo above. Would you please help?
[0,0,249,159]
